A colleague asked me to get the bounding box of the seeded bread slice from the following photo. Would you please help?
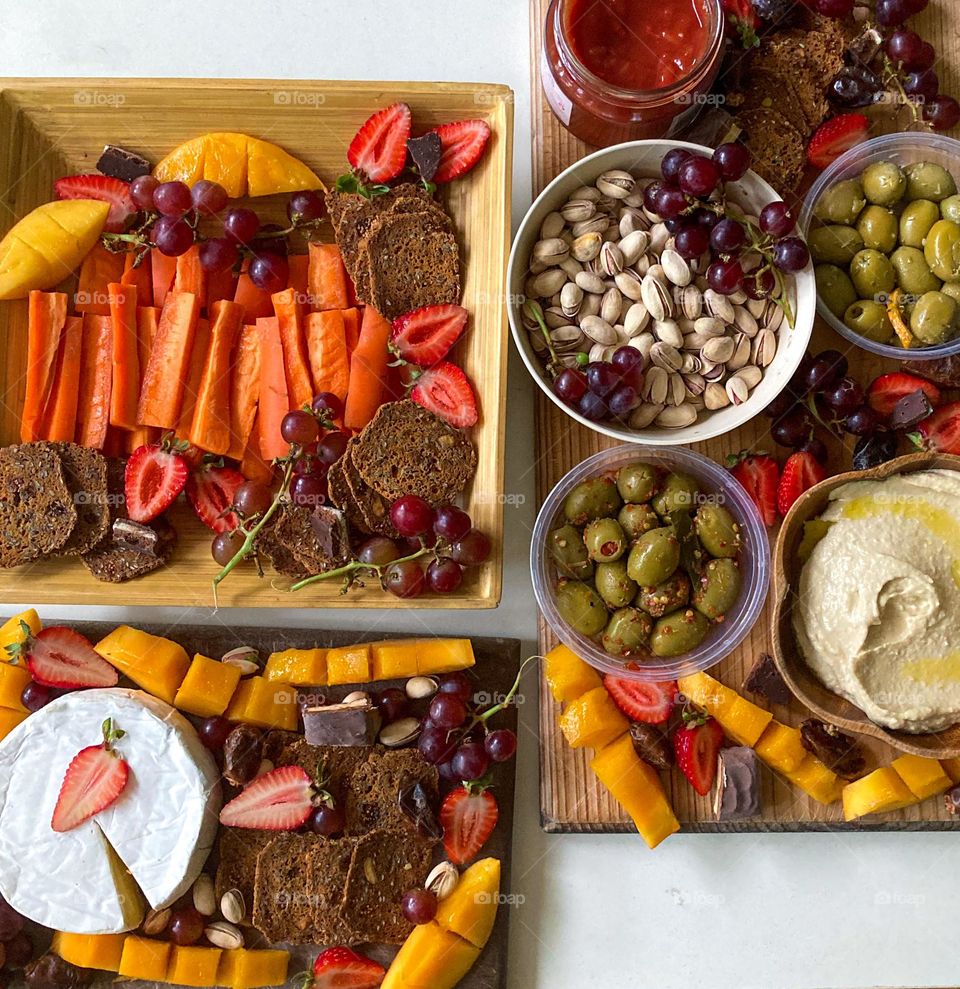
[252,832,324,943]
[345,746,439,837]
[326,457,373,536]
[735,108,806,195]
[54,443,110,555]
[341,442,399,538]
[215,827,273,910]
[731,68,808,138]
[306,837,358,945]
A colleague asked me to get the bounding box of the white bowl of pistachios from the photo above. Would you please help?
[507,140,816,445]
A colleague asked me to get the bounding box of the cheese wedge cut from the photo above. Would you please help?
[0,688,220,934]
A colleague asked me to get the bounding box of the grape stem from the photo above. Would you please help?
[471,655,540,726]
[289,544,436,594]
[522,300,563,378]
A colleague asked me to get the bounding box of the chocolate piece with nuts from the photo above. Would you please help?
[629,723,673,771]
[742,653,791,705]
[800,719,866,780]
[713,746,761,822]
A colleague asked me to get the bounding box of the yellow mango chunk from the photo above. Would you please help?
[590,733,680,849]
[118,936,170,981]
[755,721,807,774]
[174,654,242,718]
[53,932,126,972]
[543,643,602,704]
[225,676,298,730]
[263,648,327,685]
[434,858,500,949]
[940,757,960,784]
[677,671,738,719]
[892,754,952,800]
[217,948,290,989]
[0,609,40,657]
[678,672,772,747]
[782,754,844,805]
[0,663,31,713]
[167,945,223,987]
[721,697,774,747]
[326,644,372,685]
[382,921,480,989]
[843,767,918,821]
[94,626,190,704]
[0,708,27,741]
[559,686,629,750]
[414,638,476,676]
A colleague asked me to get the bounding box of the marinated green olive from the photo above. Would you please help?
[815,264,858,318]
[618,502,660,539]
[651,472,700,519]
[814,178,866,225]
[843,299,895,344]
[910,290,959,345]
[601,607,654,657]
[627,527,680,587]
[583,517,627,563]
[924,219,960,283]
[555,579,608,637]
[548,523,593,580]
[940,282,960,304]
[808,224,864,266]
[636,572,691,618]
[904,161,957,203]
[692,558,743,621]
[856,205,898,253]
[650,609,710,657]
[594,560,639,608]
[899,199,941,248]
[891,246,942,295]
[861,161,907,206]
[616,462,658,504]
[563,476,621,527]
[849,249,896,299]
[694,504,741,558]
[942,194,960,224]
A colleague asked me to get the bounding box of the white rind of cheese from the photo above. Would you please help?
[0,687,221,934]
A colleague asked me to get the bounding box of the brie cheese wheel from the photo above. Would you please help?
[0,687,220,934]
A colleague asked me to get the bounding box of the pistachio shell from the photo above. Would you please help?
[561,199,597,223]
[530,268,567,298]
[596,169,636,199]
[655,404,698,428]
[540,211,565,240]
[704,382,730,410]
[580,315,618,345]
[571,232,603,262]
[629,402,664,428]
[660,248,692,287]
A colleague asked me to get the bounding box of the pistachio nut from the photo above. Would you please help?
[655,404,698,428]
[601,286,623,324]
[649,340,683,372]
[727,333,752,372]
[629,402,665,428]
[642,365,670,405]
[561,282,584,318]
[725,374,751,406]
[220,889,246,925]
[540,211,565,240]
[530,268,567,298]
[640,273,673,322]
[701,335,736,365]
[752,327,777,367]
[703,288,735,323]
[624,302,651,336]
[205,920,244,950]
[426,861,460,901]
[704,382,730,410]
[596,169,636,199]
[614,268,644,301]
[561,199,597,224]
[580,314,618,345]
[660,248,692,287]
[618,229,649,266]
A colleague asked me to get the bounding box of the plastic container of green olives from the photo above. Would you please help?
[800,131,960,360]
[532,444,770,681]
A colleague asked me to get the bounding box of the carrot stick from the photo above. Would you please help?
[173,244,207,299]
[121,250,152,304]
[107,282,140,429]
[188,300,244,455]
[75,245,124,316]
[21,291,68,442]
[227,323,261,462]
[39,315,83,442]
[308,243,349,311]
[241,412,275,484]
[125,307,160,450]
[343,306,392,431]
[288,254,309,299]
[341,306,361,356]
[175,318,211,441]
[76,314,113,448]
[271,288,314,409]
[305,311,349,404]
[257,316,290,461]
[137,291,200,428]
[151,249,179,309]
[205,266,237,315]
[234,261,274,320]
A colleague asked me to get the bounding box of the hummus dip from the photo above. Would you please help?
[794,469,960,733]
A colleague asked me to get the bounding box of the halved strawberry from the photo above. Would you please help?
[54,174,135,233]
[603,676,677,724]
[410,362,478,428]
[728,451,779,526]
[391,304,469,367]
[430,120,492,184]
[51,718,129,832]
[347,103,412,183]
[806,113,870,170]
[776,450,827,518]
[440,784,499,865]
[186,462,245,533]
[125,434,190,523]
[310,946,385,989]
[912,400,960,454]
[11,625,119,689]
[867,371,942,418]
[219,765,316,830]
[672,716,724,796]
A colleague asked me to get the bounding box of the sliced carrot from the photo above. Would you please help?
[39,315,83,442]
[227,323,261,462]
[125,306,161,450]
[341,306,361,356]
[241,412,276,484]
[305,310,349,404]
[175,318,211,441]
[288,254,309,299]
[76,314,114,449]
[343,306,392,431]
[151,249,179,309]
[173,244,207,299]
[137,291,200,428]
[272,288,314,409]
[256,316,290,461]
[21,291,68,442]
[75,245,124,316]
[188,300,245,455]
[307,243,349,311]
[107,282,140,429]
[205,266,238,314]
[234,261,274,320]
[121,250,152,304]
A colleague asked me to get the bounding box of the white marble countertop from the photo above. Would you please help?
[3,2,959,986]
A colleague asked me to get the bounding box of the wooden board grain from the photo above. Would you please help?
[529,1,960,832]
[0,78,513,609]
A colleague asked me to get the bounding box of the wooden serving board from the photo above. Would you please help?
[529,0,960,831]
[0,78,513,609]
[23,622,520,988]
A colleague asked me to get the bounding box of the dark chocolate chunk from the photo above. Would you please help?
[629,723,673,771]
[714,746,761,822]
[303,700,382,747]
[800,719,866,781]
[398,781,442,841]
[96,144,152,183]
[741,653,791,705]
[890,390,933,430]
[407,132,442,182]
[112,517,164,553]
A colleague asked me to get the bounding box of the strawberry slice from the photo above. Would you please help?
[54,174,136,233]
[410,361,479,428]
[51,718,130,832]
[347,103,412,183]
[219,765,316,830]
[776,450,827,518]
[603,676,677,724]
[310,946,386,989]
[912,400,960,454]
[430,119,492,184]
[806,113,870,170]
[10,625,119,689]
[125,434,190,523]
[672,716,724,796]
[728,451,779,526]
[391,304,469,367]
[867,371,942,418]
[440,784,499,865]
[186,462,245,533]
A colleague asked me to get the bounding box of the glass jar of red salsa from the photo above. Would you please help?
[542,0,724,146]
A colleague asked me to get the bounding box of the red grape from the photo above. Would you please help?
[312,391,344,419]
[706,259,744,295]
[169,907,204,946]
[799,436,829,465]
[485,728,518,762]
[287,190,326,223]
[439,671,473,703]
[3,931,31,967]
[771,408,813,448]
[844,407,882,436]
[553,367,588,404]
[709,218,746,254]
[450,530,491,566]
[317,431,349,465]
[823,376,864,414]
[673,224,709,259]
[376,687,410,723]
[290,473,327,508]
[433,505,472,542]
[886,28,924,67]
[607,384,641,418]
[904,69,939,101]
[280,409,320,446]
[815,0,853,16]
[758,201,796,237]
[773,237,810,273]
[876,0,910,25]
[199,237,239,273]
[429,692,467,728]
[152,216,194,256]
[234,480,273,518]
[926,95,960,131]
[198,716,232,750]
[191,179,228,216]
[391,495,435,537]
[438,758,459,782]
[585,362,619,397]
[452,741,490,781]
[677,155,721,197]
[743,267,776,300]
[578,390,609,421]
[805,350,847,391]
[249,253,289,293]
[130,174,159,210]
[652,184,689,220]
[401,888,438,925]
[223,207,260,244]
[357,536,402,566]
[712,142,751,181]
[211,529,245,566]
[426,557,464,593]
[418,724,457,764]
[153,180,192,217]
[309,803,346,836]
[20,682,52,712]
[660,148,692,183]
[383,560,426,598]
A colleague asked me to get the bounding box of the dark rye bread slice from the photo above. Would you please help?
[731,68,808,138]
[272,502,349,574]
[275,737,369,803]
[345,746,439,837]
[306,837,358,945]
[252,832,322,943]
[326,457,372,536]
[215,827,273,910]
[342,442,399,538]
[351,400,477,506]
[255,506,310,579]
[54,443,110,555]
[0,442,76,568]
[735,108,806,194]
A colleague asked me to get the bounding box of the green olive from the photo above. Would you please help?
[618,503,660,540]
[815,264,858,318]
[856,205,898,253]
[616,462,659,504]
[548,523,594,580]
[626,527,680,587]
[909,290,958,345]
[891,246,942,296]
[941,195,960,224]
[594,560,639,608]
[843,299,895,344]
[940,282,960,304]
[849,249,896,299]
[862,161,907,206]
[814,178,867,225]
[583,517,627,563]
[694,503,741,558]
[904,161,957,203]
[924,219,960,283]
[601,607,654,657]
[692,558,743,621]
[555,579,608,637]
[636,572,691,618]
[899,199,940,249]
[651,471,700,519]
[650,608,711,657]
[563,476,621,527]
[808,225,864,265]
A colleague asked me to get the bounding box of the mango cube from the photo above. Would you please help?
[167,945,223,987]
[381,921,480,989]
[434,858,500,948]
[892,754,952,800]
[118,936,171,980]
[53,932,126,972]
[940,757,960,784]
[783,755,844,805]
[174,654,242,718]
[326,644,371,685]
[755,721,807,774]
[677,671,739,721]
[225,676,298,730]
[0,662,32,713]
[370,639,422,681]
[677,672,771,747]
[843,767,918,821]
[217,948,290,989]
[0,609,40,658]
[413,638,476,676]
[0,708,27,741]
[558,686,629,750]
[263,648,327,685]
[94,625,190,703]
[543,643,602,704]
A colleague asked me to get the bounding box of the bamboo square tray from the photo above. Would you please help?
[0,77,513,609]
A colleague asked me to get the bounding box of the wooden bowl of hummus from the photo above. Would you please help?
[772,451,960,759]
